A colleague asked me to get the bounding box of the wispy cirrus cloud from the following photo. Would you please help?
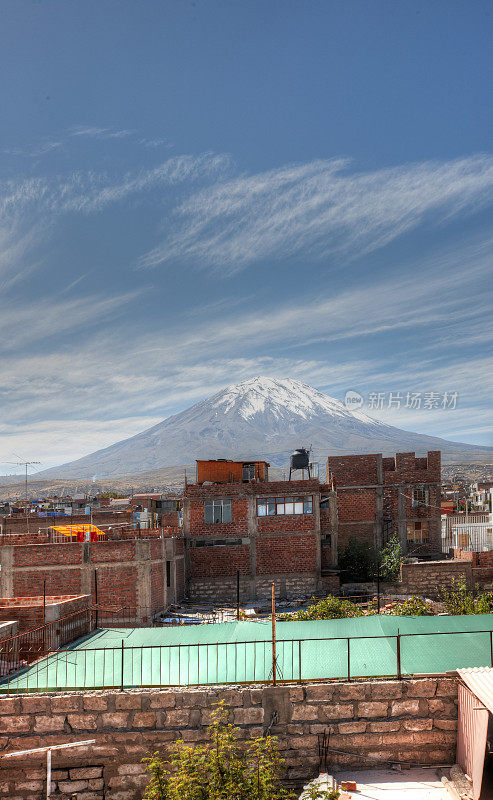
[137,154,493,274]
[69,125,135,139]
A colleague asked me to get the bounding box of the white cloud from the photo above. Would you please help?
[69,126,134,139]
[136,154,493,274]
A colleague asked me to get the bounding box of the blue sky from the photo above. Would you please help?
[0,0,492,471]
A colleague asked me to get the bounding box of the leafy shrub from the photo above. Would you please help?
[339,538,379,582]
[440,578,493,615]
[301,785,340,800]
[389,596,434,616]
[282,595,362,621]
[379,535,402,583]
[142,701,293,800]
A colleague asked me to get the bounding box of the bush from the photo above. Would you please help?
[389,596,434,616]
[379,535,402,583]
[282,595,362,621]
[142,701,293,800]
[339,538,379,582]
[440,578,493,615]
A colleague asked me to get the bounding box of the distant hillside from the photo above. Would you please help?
[37,376,493,479]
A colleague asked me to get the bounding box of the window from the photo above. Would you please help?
[413,487,430,507]
[166,560,171,588]
[257,496,313,516]
[406,521,429,543]
[193,538,242,547]
[204,499,232,524]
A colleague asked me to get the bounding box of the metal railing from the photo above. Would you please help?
[2,626,493,694]
[0,607,92,677]
[441,513,492,552]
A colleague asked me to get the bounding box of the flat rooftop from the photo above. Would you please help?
[3,613,493,693]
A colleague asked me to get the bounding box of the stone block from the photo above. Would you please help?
[83,695,109,711]
[115,694,142,710]
[403,718,433,731]
[58,780,89,792]
[337,721,367,734]
[67,713,99,730]
[318,704,354,721]
[181,690,209,707]
[132,712,157,728]
[117,763,147,775]
[149,692,176,709]
[406,680,437,698]
[0,698,20,715]
[338,684,368,701]
[291,704,318,721]
[288,687,304,702]
[436,679,458,697]
[165,709,190,727]
[101,712,130,728]
[51,695,83,713]
[234,707,263,725]
[15,782,44,792]
[20,696,51,713]
[356,701,389,718]
[371,682,403,700]
[33,715,66,733]
[434,718,458,730]
[369,720,400,732]
[0,716,31,733]
[304,685,335,701]
[390,699,421,716]
[69,767,103,779]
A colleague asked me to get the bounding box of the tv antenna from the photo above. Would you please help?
[5,460,41,505]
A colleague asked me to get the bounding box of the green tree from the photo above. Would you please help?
[142,701,294,800]
[379,535,402,583]
[282,595,362,621]
[339,538,379,582]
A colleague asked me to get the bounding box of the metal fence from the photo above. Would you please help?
[3,627,493,694]
[0,607,92,677]
[441,514,492,552]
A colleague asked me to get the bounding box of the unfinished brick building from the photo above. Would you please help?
[183,460,338,602]
[327,450,441,554]
[0,536,185,621]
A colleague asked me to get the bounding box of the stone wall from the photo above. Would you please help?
[0,677,458,799]
[400,559,472,597]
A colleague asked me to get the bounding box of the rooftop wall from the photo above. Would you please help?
[0,678,458,799]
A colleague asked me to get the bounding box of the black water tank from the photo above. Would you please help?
[290,448,310,471]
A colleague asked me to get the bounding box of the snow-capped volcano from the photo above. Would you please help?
[212,377,379,424]
[39,376,492,478]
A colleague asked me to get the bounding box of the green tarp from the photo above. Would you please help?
[3,614,493,692]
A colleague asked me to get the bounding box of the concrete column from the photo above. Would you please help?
[0,546,14,597]
[247,496,258,601]
[135,540,152,620]
[313,490,322,587]
[398,486,407,554]
[329,493,338,566]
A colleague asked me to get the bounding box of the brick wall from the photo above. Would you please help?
[327,451,442,556]
[184,480,326,602]
[0,595,90,634]
[0,678,458,799]
[0,512,132,537]
[0,537,185,617]
[399,560,472,597]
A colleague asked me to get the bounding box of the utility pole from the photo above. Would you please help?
[5,460,41,534]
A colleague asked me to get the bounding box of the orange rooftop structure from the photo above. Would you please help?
[196,459,269,485]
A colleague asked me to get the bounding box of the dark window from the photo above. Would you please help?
[204,499,232,524]
[166,560,171,588]
[413,487,430,507]
[257,496,312,517]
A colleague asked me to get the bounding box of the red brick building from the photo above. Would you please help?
[0,536,185,621]
[327,451,441,554]
[183,460,337,601]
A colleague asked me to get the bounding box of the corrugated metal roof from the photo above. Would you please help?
[458,666,493,712]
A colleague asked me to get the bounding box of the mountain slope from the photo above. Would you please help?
[39,377,493,478]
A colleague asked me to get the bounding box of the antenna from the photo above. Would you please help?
[5,461,41,533]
